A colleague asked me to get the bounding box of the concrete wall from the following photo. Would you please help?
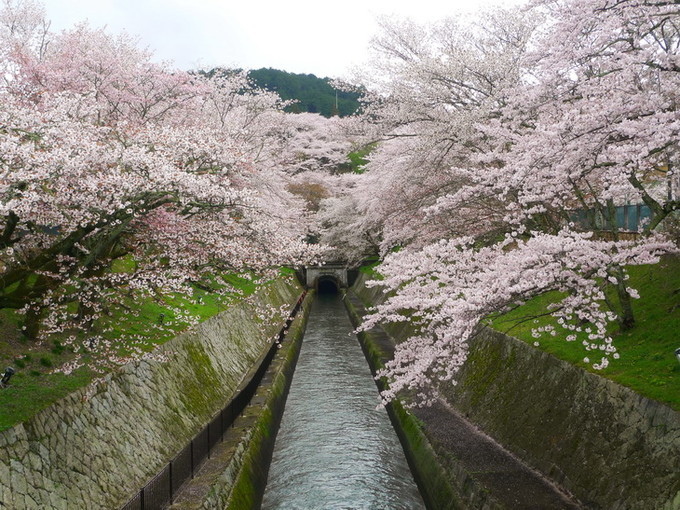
[305,266,348,288]
[190,292,313,510]
[0,277,302,510]
[352,272,680,510]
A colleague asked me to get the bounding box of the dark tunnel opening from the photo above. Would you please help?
[317,276,339,295]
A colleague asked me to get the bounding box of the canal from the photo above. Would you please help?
[261,292,425,510]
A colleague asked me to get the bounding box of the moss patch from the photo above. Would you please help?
[176,342,222,418]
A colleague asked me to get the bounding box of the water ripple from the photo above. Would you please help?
[261,295,425,510]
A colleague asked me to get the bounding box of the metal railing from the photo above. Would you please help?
[120,291,307,510]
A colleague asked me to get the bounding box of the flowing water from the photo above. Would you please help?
[261,293,425,510]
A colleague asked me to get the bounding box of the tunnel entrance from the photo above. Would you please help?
[305,265,349,290]
[317,276,339,295]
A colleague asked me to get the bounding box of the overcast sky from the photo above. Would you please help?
[40,0,527,79]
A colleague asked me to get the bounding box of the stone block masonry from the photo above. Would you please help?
[0,277,302,510]
[168,291,314,510]
[445,329,680,510]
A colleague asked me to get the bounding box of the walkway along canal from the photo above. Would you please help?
[261,292,425,510]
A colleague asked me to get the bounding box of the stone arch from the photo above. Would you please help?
[305,265,349,290]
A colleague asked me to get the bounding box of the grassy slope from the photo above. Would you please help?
[0,272,279,431]
[358,256,680,411]
[489,255,680,411]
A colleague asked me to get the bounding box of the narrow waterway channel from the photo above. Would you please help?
[261,292,425,510]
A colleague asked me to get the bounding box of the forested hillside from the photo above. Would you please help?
[248,68,361,117]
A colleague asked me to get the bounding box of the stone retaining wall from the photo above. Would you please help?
[352,272,680,510]
[205,292,312,510]
[447,329,680,510]
[0,277,301,510]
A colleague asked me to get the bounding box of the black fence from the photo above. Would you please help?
[120,291,307,510]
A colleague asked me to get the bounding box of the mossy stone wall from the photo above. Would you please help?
[0,277,301,510]
[352,272,680,510]
[447,329,680,510]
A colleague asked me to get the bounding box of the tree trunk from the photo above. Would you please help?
[77,301,97,332]
[613,267,635,330]
[21,306,43,340]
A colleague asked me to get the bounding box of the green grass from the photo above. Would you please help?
[347,143,377,174]
[0,369,93,430]
[359,257,383,280]
[0,270,284,431]
[489,255,680,411]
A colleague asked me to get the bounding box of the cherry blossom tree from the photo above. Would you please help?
[271,112,372,259]
[0,0,51,78]
[316,172,383,263]
[0,4,321,348]
[276,112,352,175]
[361,230,673,405]
[343,9,538,255]
[434,0,680,327]
[352,0,680,404]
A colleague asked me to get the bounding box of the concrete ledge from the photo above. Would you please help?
[343,291,482,510]
[169,291,314,510]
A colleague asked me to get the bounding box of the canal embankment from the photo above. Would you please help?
[0,276,305,510]
[168,290,313,510]
[344,290,580,510]
[348,271,680,510]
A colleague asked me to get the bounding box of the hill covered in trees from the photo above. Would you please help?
[248,68,362,117]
